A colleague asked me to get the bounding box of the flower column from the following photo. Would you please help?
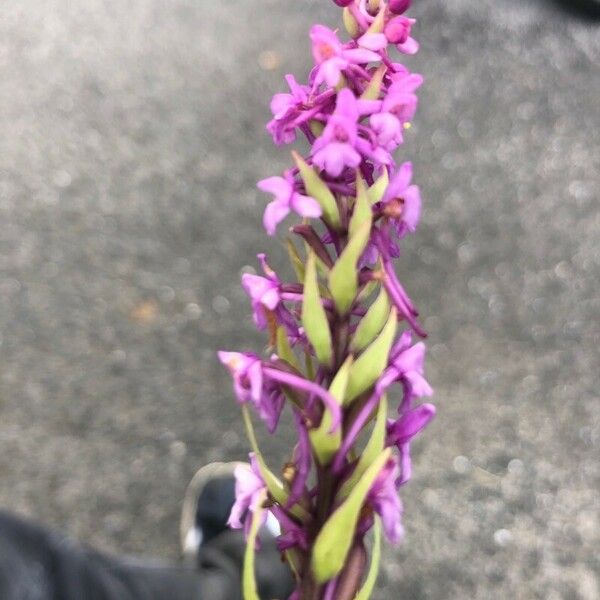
[219,1,435,598]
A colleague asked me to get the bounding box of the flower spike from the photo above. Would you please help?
[220,2,435,598]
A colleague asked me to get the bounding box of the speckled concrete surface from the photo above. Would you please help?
[0,1,598,598]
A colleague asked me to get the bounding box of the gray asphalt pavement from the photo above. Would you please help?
[1,1,599,598]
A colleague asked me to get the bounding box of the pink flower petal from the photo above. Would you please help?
[257,176,291,203]
[402,184,421,232]
[384,162,413,202]
[358,32,388,51]
[263,200,290,235]
[371,112,403,146]
[397,36,419,55]
[291,193,322,219]
[343,48,382,65]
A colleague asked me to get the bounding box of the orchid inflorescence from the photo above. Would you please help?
[219,1,435,598]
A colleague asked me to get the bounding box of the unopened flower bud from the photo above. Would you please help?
[388,0,412,15]
[367,0,380,14]
[332,0,354,7]
[385,15,412,44]
[343,7,360,38]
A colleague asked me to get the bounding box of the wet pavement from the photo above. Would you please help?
[1,0,599,598]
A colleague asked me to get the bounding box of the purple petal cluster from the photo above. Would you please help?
[220,1,436,595]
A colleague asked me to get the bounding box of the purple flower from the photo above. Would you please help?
[387,330,433,408]
[228,454,267,534]
[277,526,309,552]
[218,352,285,432]
[312,88,362,177]
[384,16,419,55]
[286,411,312,508]
[222,0,434,568]
[387,403,436,485]
[389,70,424,95]
[382,87,418,125]
[310,25,381,88]
[355,136,393,170]
[267,75,311,145]
[241,254,299,336]
[370,75,422,151]
[242,272,281,330]
[258,176,322,235]
[370,112,404,151]
[264,366,342,433]
[271,503,309,553]
[367,457,404,543]
[385,73,422,122]
[382,162,422,238]
[244,254,303,342]
[270,75,309,120]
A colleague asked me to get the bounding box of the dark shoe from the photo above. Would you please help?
[180,462,295,599]
[180,461,241,556]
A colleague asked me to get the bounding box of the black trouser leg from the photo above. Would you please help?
[0,511,239,600]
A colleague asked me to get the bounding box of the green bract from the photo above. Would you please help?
[309,356,353,465]
[302,251,334,368]
[338,395,388,499]
[350,287,391,353]
[368,170,389,205]
[276,326,300,371]
[286,238,306,282]
[353,518,382,600]
[293,151,341,229]
[346,308,397,404]
[366,8,386,34]
[328,220,372,315]
[349,174,373,239]
[243,492,266,600]
[242,406,310,522]
[311,449,391,583]
[361,64,387,101]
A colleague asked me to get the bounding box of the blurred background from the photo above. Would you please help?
[0,0,598,598]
